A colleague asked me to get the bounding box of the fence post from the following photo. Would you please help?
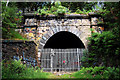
[77,48,80,71]
[50,49,54,73]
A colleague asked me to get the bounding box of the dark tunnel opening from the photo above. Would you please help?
[44,31,85,49]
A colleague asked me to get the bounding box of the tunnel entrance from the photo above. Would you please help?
[40,31,85,72]
[44,31,85,49]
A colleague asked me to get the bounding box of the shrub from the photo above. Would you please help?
[81,49,89,67]
[35,7,49,16]
[75,9,93,15]
[35,1,69,16]
[88,31,119,67]
[103,67,120,79]
[2,59,52,79]
[72,66,119,79]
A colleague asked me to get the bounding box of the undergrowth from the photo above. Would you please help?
[2,59,119,79]
[72,66,120,79]
[2,59,52,79]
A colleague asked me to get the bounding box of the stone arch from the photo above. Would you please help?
[38,26,88,49]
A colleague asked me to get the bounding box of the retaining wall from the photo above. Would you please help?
[2,40,37,60]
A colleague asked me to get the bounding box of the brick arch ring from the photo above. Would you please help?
[38,26,88,49]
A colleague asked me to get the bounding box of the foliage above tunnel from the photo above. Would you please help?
[35,1,70,16]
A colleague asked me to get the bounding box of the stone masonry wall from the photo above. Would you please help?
[2,40,37,60]
[17,14,104,49]
[23,18,91,49]
[36,19,91,49]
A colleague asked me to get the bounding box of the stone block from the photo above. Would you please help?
[55,26,58,32]
[38,44,44,49]
[39,42,45,47]
[91,17,98,25]
[73,29,79,36]
[44,34,50,40]
[48,28,54,36]
[51,27,57,34]
[64,26,68,31]
[42,36,47,41]
[40,39,45,44]
[59,26,63,31]
[81,19,90,25]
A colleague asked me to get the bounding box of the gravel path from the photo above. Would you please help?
[53,71,73,76]
[47,71,75,79]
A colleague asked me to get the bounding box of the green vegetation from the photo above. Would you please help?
[60,74,71,78]
[2,59,53,79]
[3,60,119,79]
[35,1,70,16]
[3,28,28,40]
[35,1,97,16]
[81,2,120,68]
[72,66,119,79]
[87,31,119,67]
[75,8,94,15]
[2,2,27,40]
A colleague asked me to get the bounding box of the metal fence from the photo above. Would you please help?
[39,48,84,72]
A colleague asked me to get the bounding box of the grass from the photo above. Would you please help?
[71,71,103,79]
[60,74,71,78]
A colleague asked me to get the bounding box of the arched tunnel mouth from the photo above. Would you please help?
[44,31,85,49]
